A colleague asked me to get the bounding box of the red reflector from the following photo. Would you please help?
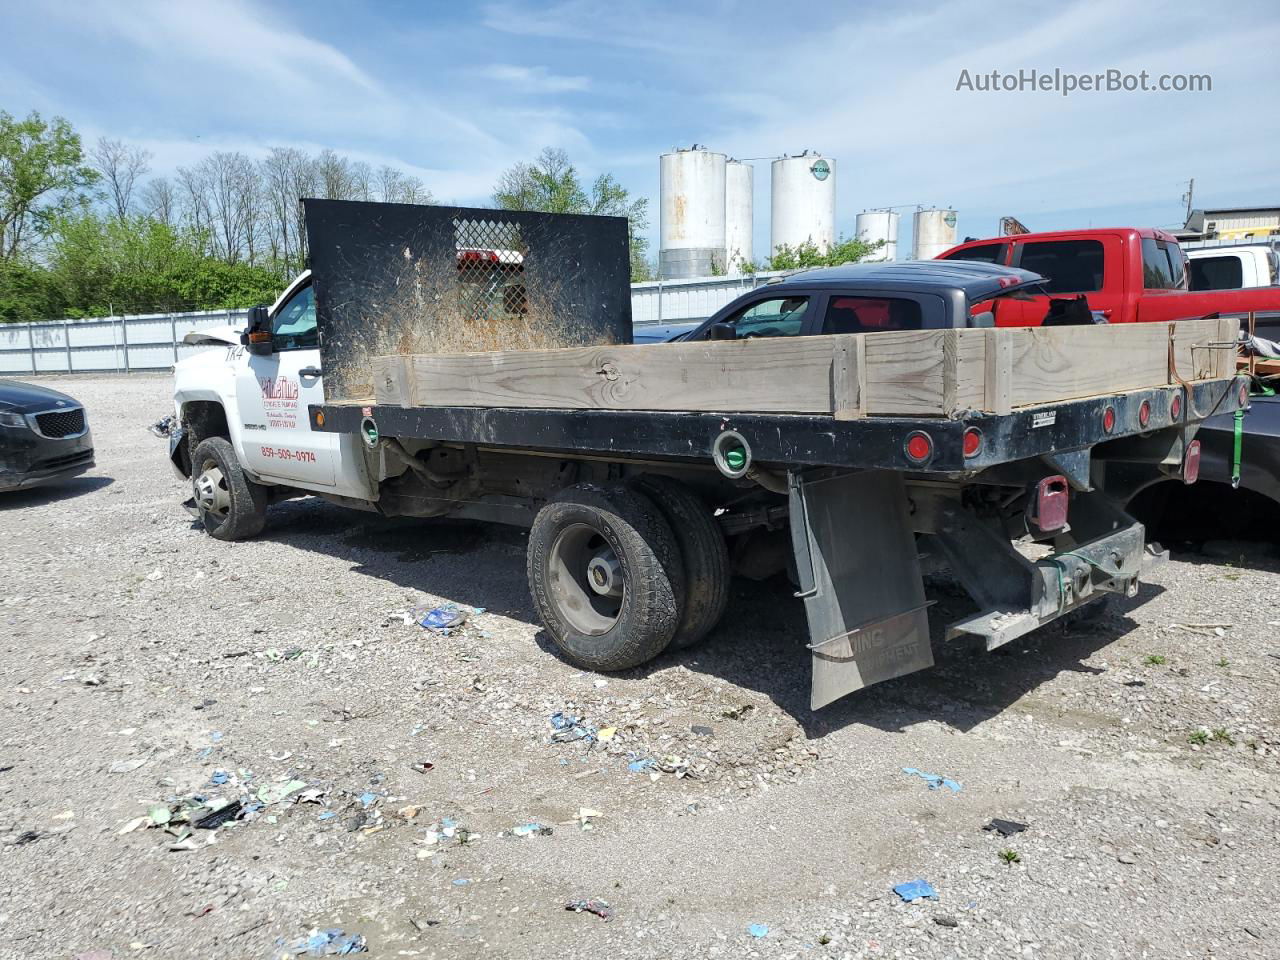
[1183,439,1201,485]
[1170,392,1182,421]
[1035,475,1069,532]
[1102,406,1116,433]
[962,427,983,458]
[1238,380,1250,408]
[904,431,933,463]
[1138,399,1151,427]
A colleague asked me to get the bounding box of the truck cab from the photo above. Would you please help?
[170,270,373,517]
[1186,244,1280,290]
[938,226,1280,327]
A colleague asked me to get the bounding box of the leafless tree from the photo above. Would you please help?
[140,176,177,227]
[348,160,373,202]
[376,164,433,205]
[90,137,152,219]
[260,147,316,268]
[177,151,259,264]
[316,149,353,200]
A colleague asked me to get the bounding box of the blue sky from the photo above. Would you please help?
[3,0,1278,259]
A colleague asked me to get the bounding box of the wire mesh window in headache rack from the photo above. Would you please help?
[453,218,529,327]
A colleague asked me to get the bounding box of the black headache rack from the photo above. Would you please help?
[309,377,1240,474]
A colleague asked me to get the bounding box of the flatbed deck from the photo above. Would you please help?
[311,376,1243,474]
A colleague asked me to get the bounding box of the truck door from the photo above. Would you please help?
[235,283,337,486]
[1001,236,1122,325]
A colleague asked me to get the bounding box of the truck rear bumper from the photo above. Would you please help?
[789,470,1152,708]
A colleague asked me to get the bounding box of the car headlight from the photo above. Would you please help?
[0,411,29,429]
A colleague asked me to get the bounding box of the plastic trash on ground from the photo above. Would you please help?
[902,767,961,793]
[272,927,367,957]
[564,898,614,920]
[983,818,1028,837]
[893,878,939,903]
[411,605,469,633]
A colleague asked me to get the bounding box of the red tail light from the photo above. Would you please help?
[962,427,983,458]
[904,431,933,464]
[1138,400,1151,428]
[1034,475,1069,532]
[1183,440,1201,485]
[1102,406,1116,434]
[1169,392,1182,421]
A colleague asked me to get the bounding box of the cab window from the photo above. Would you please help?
[272,285,317,350]
[1017,240,1105,293]
[718,295,810,338]
[823,296,923,333]
[1141,238,1179,289]
[1189,255,1242,291]
[941,242,1007,264]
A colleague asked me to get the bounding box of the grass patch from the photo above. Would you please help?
[1210,727,1234,745]
[1216,657,1229,668]
[1188,729,1209,745]
[1143,654,1167,666]
[999,849,1021,866]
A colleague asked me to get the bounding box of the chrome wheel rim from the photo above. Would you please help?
[194,462,231,519]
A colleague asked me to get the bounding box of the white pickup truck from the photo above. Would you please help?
[1186,244,1279,290]
[170,270,370,537]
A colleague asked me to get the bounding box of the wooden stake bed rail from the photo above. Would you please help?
[370,317,1239,419]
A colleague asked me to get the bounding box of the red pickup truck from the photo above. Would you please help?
[938,227,1280,327]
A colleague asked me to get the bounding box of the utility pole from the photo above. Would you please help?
[1181,178,1195,225]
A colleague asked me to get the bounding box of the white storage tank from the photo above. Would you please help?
[855,209,899,262]
[659,146,727,279]
[912,208,958,259]
[723,159,753,275]
[770,151,836,256]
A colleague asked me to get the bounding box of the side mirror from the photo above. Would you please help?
[708,322,736,341]
[240,304,273,355]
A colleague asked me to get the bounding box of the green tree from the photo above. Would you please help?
[0,110,98,260]
[493,147,651,281]
[44,213,282,317]
[765,235,885,271]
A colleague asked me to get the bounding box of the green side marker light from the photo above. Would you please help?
[724,446,747,471]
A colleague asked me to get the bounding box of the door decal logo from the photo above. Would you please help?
[260,376,300,429]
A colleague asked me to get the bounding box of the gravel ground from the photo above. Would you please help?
[2,372,1279,960]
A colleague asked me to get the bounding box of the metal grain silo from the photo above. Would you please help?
[659,146,727,279]
[770,151,836,257]
[855,209,899,262]
[723,159,754,275]
[912,208,958,259]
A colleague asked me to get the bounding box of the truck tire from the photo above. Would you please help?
[527,482,685,671]
[191,436,268,541]
[631,475,730,650]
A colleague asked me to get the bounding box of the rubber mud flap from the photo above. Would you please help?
[788,469,933,708]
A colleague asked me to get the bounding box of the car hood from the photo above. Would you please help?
[183,324,243,346]
[0,379,81,414]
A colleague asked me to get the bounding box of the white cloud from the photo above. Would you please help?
[477,64,590,93]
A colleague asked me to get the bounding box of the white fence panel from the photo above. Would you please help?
[0,279,789,377]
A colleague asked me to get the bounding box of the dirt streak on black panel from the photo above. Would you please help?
[302,199,633,403]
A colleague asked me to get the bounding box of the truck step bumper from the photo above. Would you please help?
[939,497,1147,650]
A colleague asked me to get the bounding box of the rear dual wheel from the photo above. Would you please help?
[527,479,729,671]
